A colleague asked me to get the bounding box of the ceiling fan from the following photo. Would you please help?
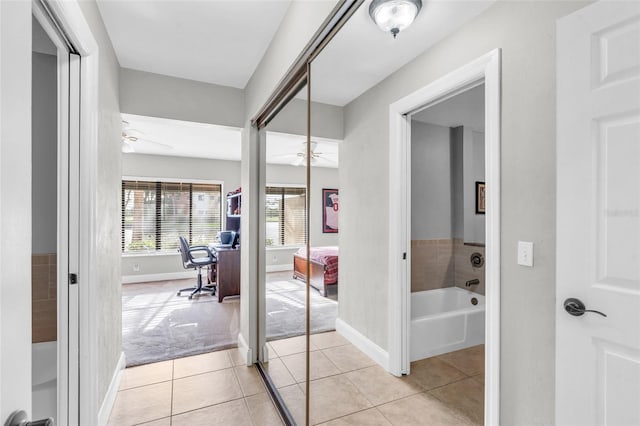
[121,120,173,153]
[278,141,336,166]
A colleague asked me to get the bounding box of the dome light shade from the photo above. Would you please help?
[369,0,422,38]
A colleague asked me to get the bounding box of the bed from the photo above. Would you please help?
[293,246,339,296]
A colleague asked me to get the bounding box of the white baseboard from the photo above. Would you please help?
[98,352,126,426]
[122,271,194,284]
[336,318,389,371]
[237,332,252,366]
[266,264,293,273]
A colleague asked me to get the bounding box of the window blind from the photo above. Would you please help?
[122,180,222,253]
[265,186,306,246]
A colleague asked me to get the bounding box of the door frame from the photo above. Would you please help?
[38,1,101,424]
[388,48,501,425]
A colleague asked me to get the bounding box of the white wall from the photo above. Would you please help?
[411,121,452,240]
[339,1,590,424]
[32,52,57,254]
[76,0,123,415]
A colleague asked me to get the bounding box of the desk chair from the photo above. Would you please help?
[177,236,217,299]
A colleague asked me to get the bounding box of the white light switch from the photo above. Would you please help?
[517,241,534,267]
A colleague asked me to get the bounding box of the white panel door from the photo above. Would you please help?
[557,2,640,425]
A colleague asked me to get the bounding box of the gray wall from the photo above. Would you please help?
[77,0,122,415]
[32,52,57,254]
[463,129,485,244]
[339,1,589,424]
[121,153,338,279]
[411,121,452,240]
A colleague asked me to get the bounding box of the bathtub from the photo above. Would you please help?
[410,287,485,362]
[32,341,57,421]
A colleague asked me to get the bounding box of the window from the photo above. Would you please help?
[265,186,306,246]
[121,180,222,253]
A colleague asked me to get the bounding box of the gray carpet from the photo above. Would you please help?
[122,277,337,367]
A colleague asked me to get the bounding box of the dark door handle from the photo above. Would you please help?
[5,410,54,426]
[564,298,607,317]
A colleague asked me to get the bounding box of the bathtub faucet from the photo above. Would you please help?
[465,279,480,287]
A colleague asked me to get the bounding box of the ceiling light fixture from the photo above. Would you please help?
[369,0,422,39]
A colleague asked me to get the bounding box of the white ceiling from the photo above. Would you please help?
[96,0,291,88]
[412,84,485,131]
[302,0,494,106]
[121,113,339,168]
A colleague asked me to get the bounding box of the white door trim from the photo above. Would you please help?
[388,48,501,426]
[43,1,100,424]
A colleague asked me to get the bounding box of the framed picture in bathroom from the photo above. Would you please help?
[322,188,339,233]
[475,181,485,214]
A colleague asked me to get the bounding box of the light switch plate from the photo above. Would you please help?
[517,241,534,267]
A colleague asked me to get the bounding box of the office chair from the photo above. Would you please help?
[177,236,217,299]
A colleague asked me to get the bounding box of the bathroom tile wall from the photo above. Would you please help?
[32,253,57,343]
[453,239,485,295]
[411,240,455,292]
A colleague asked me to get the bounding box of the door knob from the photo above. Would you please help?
[4,410,54,426]
[563,298,607,317]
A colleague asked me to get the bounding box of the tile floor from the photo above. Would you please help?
[109,332,484,425]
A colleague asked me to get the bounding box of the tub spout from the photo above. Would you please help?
[465,279,480,287]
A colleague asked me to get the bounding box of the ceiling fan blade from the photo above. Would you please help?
[121,140,135,153]
[292,156,305,166]
[136,137,173,149]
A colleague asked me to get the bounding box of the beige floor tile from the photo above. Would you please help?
[409,357,467,390]
[268,335,318,357]
[263,358,296,388]
[471,373,485,385]
[172,368,244,414]
[108,381,172,426]
[138,418,171,426]
[322,344,377,373]
[234,365,266,396]
[319,408,391,425]
[281,350,340,383]
[430,377,484,425]
[173,350,232,379]
[346,365,423,406]
[171,399,252,426]
[266,341,278,358]
[278,384,306,425]
[226,347,248,366]
[377,392,473,426]
[119,360,173,390]
[311,331,349,349]
[308,374,373,424]
[437,345,485,376]
[245,392,285,426]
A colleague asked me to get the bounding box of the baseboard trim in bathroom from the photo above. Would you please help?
[97,352,126,426]
[335,318,389,372]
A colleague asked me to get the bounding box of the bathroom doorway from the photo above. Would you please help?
[388,50,501,424]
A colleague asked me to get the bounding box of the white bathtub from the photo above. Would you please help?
[410,287,485,362]
[32,341,57,421]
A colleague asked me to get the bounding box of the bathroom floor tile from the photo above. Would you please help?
[322,344,377,373]
[377,392,473,426]
[233,365,266,396]
[437,345,484,376]
[429,377,484,425]
[268,335,318,357]
[119,360,173,390]
[173,349,232,379]
[409,357,467,390]
[281,350,340,383]
[171,399,252,426]
[138,418,171,426]
[471,373,485,385]
[346,365,423,406]
[263,357,296,388]
[308,374,373,424]
[318,407,391,425]
[226,347,248,366]
[311,331,349,350]
[172,368,243,414]
[278,384,306,425]
[108,381,172,426]
[245,392,285,426]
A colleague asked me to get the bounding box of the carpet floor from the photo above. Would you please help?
[122,276,338,366]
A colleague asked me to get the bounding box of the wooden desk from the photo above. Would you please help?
[211,246,240,302]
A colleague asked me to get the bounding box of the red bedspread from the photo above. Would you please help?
[295,246,339,284]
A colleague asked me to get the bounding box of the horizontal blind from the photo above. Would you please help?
[122,180,221,253]
[265,186,306,246]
